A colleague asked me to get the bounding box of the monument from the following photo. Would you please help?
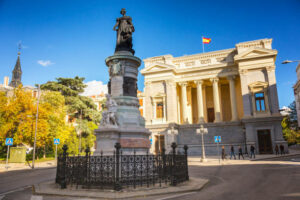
[94,8,151,154]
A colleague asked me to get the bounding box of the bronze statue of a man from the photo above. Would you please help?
[113,8,135,54]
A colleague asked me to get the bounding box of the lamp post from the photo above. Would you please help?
[243,127,248,155]
[167,126,178,153]
[196,125,208,162]
[32,84,40,169]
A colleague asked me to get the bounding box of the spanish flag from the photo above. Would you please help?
[202,37,211,44]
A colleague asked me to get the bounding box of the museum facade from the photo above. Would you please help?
[140,38,287,155]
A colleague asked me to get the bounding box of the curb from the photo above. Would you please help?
[33,178,209,199]
[252,153,300,161]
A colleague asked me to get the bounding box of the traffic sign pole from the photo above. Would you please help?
[55,144,58,161]
[5,145,10,170]
[217,142,220,164]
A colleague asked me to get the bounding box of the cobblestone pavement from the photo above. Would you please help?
[0,155,299,200]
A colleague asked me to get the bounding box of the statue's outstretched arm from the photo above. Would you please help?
[113,19,119,31]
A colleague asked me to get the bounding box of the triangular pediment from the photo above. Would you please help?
[248,81,269,91]
[234,48,277,61]
[141,63,176,74]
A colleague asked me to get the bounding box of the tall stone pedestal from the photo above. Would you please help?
[94,51,151,155]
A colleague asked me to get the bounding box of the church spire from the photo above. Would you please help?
[9,43,22,87]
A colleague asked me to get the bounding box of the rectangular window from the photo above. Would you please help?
[156,102,164,119]
[255,92,265,111]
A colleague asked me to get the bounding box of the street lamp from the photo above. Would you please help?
[32,85,40,169]
[282,60,300,64]
[243,127,248,155]
[196,125,208,162]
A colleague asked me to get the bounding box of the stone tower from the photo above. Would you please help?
[94,9,150,154]
[9,52,22,88]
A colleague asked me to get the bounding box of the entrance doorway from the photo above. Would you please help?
[154,135,165,155]
[257,130,272,154]
[207,108,215,122]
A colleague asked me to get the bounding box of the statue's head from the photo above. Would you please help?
[120,8,126,16]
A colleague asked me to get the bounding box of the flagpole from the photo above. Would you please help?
[202,36,205,53]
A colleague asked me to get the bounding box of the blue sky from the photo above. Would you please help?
[0,0,299,107]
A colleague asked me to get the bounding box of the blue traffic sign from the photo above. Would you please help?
[54,138,60,145]
[214,136,221,143]
[5,138,13,146]
[150,139,152,145]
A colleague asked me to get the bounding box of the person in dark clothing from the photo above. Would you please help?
[250,145,255,159]
[280,144,285,155]
[275,145,279,155]
[238,146,244,160]
[222,146,226,160]
[230,145,236,160]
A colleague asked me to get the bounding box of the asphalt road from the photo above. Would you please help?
[0,156,299,200]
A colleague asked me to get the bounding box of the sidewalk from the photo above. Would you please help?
[188,149,300,166]
[0,160,56,173]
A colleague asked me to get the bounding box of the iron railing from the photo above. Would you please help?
[56,142,189,191]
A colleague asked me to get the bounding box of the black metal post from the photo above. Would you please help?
[161,147,166,181]
[184,145,189,181]
[61,144,68,189]
[114,142,122,191]
[85,147,90,187]
[171,142,177,186]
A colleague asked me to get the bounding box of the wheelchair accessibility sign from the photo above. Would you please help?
[214,136,221,143]
[5,138,13,146]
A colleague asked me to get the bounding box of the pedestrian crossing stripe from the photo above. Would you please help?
[5,138,13,146]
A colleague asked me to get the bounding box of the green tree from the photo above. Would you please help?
[282,101,300,145]
[40,76,101,153]
[40,76,101,123]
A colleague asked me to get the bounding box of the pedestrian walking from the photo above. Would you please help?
[222,146,226,160]
[238,146,244,160]
[230,145,236,160]
[250,145,255,159]
[280,144,285,155]
[275,145,279,155]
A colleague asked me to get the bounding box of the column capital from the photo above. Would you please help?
[239,69,248,75]
[227,75,236,81]
[145,81,152,86]
[178,82,188,87]
[194,80,204,85]
[210,77,219,83]
[266,65,275,72]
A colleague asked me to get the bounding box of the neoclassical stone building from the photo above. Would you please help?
[141,38,287,155]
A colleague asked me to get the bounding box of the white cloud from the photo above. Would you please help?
[280,106,291,116]
[81,80,108,96]
[37,60,54,67]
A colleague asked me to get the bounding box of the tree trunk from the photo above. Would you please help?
[43,145,46,159]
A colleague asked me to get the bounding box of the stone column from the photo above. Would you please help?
[194,80,205,123]
[211,78,221,122]
[166,80,178,123]
[144,81,152,124]
[266,66,280,114]
[227,76,238,121]
[179,82,188,124]
[239,70,252,117]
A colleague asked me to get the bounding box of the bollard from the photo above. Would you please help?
[184,145,189,181]
[171,142,177,186]
[61,144,68,189]
[114,142,122,191]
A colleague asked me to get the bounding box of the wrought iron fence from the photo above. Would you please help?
[56,142,189,191]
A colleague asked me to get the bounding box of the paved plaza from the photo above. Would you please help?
[0,154,299,200]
